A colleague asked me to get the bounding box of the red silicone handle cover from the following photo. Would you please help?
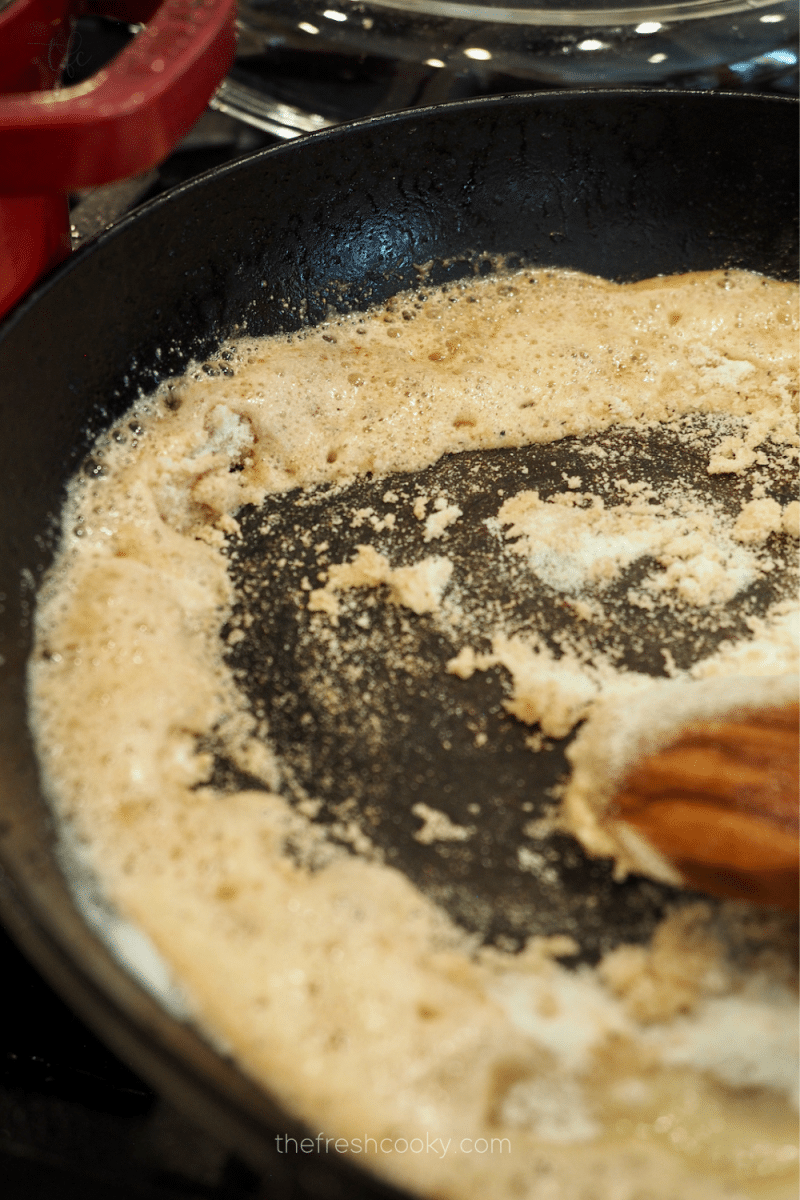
[0,0,236,191]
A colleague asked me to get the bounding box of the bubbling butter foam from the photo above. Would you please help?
[29,268,799,1200]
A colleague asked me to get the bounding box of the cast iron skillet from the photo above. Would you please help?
[0,92,796,1195]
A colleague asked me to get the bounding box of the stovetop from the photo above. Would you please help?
[0,921,259,1199]
[4,17,797,1199]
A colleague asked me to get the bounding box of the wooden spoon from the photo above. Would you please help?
[612,702,798,910]
[563,676,799,911]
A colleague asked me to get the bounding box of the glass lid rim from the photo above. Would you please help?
[313,0,787,28]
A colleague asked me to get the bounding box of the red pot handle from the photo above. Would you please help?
[0,0,237,192]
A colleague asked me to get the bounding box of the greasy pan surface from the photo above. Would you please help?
[0,92,797,1186]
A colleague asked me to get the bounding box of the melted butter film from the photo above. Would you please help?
[29,268,799,1200]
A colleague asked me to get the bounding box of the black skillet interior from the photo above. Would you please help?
[219,411,798,960]
[0,89,797,1168]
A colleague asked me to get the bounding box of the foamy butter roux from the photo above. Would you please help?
[30,269,799,1200]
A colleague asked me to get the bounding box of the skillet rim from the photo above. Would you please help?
[2,85,798,340]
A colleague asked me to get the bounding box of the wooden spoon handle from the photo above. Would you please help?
[613,703,799,910]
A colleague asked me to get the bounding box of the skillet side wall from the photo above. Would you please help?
[0,90,795,1176]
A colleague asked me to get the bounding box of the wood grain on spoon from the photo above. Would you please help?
[612,703,799,910]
